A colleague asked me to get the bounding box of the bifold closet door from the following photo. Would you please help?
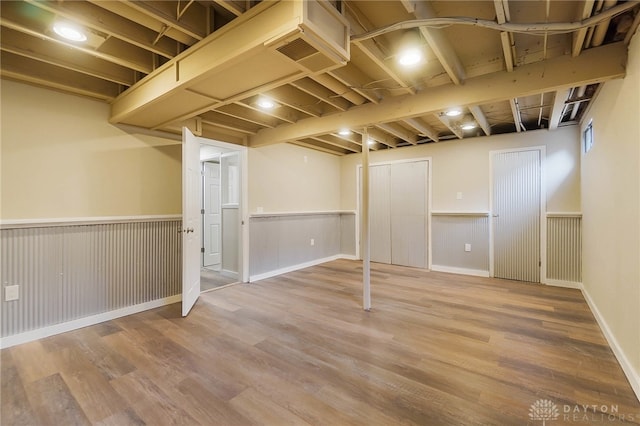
[492,149,541,282]
[390,161,428,268]
[369,164,391,264]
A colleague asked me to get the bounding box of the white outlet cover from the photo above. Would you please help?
[310,238,315,246]
[456,192,463,200]
[5,285,19,301]
[464,243,471,252]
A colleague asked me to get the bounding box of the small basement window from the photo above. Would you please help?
[584,120,594,153]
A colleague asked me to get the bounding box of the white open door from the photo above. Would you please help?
[182,127,201,316]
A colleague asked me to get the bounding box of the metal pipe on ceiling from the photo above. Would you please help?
[350,1,637,42]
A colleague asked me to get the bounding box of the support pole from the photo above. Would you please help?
[361,128,371,311]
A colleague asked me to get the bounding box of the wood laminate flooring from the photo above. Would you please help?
[2,259,639,425]
[201,268,238,292]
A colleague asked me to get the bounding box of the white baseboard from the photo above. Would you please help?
[430,265,490,277]
[544,278,583,289]
[249,254,352,282]
[582,286,640,403]
[0,294,181,349]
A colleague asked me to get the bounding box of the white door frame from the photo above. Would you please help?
[489,146,547,283]
[196,137,249,283]
[355,157,433,269]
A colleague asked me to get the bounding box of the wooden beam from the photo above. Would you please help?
[376,123,417,145]
[468,105,492,136]
[495,0,515,71]
[291,78,352,112]
[572,0,596,57]
[311,73,367,106]
[346,2,416,95]
[548,89,571,130]
[249,43,627,146]
[310,136,360,153]
[435,114,463,139]
[87,0,198,46]
[213,0,246,17]
[25,0,179,59]
[291,141,344,156]
[403,118,439,142]
[411,1,466,85]
[0,17,154,74]
[123,0,206,42]
[329,67,381,104]
[354,128,397,148]
[0,28,136,86]
[509,98,523,133]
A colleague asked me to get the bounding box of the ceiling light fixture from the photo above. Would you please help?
[398,47,423,67]
[461,122,477,130]
[53,22,87,42]
[367,139,375,146]
[445,108,462,117]
[397,30,424,68]
[256,97,276,110]
[338,128,352,136]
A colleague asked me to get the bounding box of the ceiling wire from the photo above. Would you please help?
[350,1,638,42]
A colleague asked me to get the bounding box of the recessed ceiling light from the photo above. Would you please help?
[53,22,87,42]
[398,47,423,67]
[461,122,477,130]
[256,97,276,109]
[338,128,352,136]
[367,139,375,146]
[445,108,462,117]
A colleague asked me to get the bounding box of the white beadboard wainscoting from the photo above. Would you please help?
[249,211,356,281]
[430,212,491,277]
[546,213,582,287]
[0,217,182,348]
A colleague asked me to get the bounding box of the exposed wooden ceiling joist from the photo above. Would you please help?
[410,1,467,85]
[249,42,627,147]
[548,89,572,130]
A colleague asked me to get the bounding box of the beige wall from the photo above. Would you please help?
[581,33,640,384]
[1,80,181,219]
[248,143,341,213]
[340,126,581,213]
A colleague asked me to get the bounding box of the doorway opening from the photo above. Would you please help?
[199,143,245,293]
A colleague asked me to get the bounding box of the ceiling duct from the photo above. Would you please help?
[110,0,349,132]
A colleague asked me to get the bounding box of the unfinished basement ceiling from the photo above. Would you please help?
[1,0,639,155]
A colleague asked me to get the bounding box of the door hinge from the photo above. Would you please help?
[201,248,205,253]
[201,209,205,214]
[539,261,542,267]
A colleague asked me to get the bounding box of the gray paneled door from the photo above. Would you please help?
[366,161,428,268]
[491,149,541,282]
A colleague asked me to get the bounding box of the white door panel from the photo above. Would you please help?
[203,161,221,268]
[182,128,201,316]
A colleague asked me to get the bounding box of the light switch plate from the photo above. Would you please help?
[464,243,471,252]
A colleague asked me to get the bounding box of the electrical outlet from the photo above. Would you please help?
[464,243,471,252]
[456,192,463,200]
[310,238,315,246]
[5,285,19,301]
